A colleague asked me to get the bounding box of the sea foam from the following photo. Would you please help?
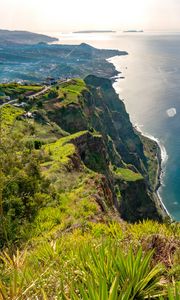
[134,124,168,166]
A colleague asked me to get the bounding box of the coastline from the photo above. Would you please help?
[135,125,171,220]
[108,55,171,221]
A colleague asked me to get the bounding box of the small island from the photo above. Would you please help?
[73,30,116,33]
[123,30,144,33]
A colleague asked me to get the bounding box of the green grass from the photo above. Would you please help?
[0,83,42,97]
[42,79,87,110]
[0,105,23,128]
[60,78,87,105]
[61,78,86,92]
[45,141,75,165]
[114,167,143,182]
[44,130,88,165]
[0,105,68,146]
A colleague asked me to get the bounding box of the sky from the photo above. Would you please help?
[0,0,180,33]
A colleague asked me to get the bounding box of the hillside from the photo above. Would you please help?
[0,78,179,299]
[0,29,58,44]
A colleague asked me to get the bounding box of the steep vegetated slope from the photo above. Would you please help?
[0,78,179,299]
[44,76,163,222]
[0,77,166,242]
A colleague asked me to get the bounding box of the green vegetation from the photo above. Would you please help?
[114,167,143,182]
[0,105,23,128]
[44,130,88,165]
[41,78,87,108]
[0,221,179,299]
[0,79,179,299]
[45,137,76,165]
[140,134,160,189]
[0,83,42,98]
[70,246,164,299]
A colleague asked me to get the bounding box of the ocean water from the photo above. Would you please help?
[53,32,180,220]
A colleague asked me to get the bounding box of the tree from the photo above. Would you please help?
[0,106,46,247]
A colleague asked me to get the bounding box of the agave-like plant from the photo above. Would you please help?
[114,247,163,299]
[69,276,121,300]
[67,245,164,299]
[0,249,48,300]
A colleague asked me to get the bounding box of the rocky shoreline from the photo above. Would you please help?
[139,130,171,221]
[153,139,172,220]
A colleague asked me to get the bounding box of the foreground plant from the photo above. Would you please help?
[159,282,180,300]
[63,245,164,299]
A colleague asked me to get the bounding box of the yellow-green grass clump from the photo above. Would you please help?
[0,105,23,128]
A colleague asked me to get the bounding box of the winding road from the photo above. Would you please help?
[0,79,70,108]
[0,85,50,108]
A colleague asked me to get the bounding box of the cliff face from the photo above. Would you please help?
[84,75,148,173]
[44,76,162,222]
[47,76,147,173]
[115,177,160,222]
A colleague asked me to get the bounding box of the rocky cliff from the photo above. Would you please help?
[41,75,163,222]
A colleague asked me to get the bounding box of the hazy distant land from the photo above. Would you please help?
[0,29,58,45]
[0,33,128,82]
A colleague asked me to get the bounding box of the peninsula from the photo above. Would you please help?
[0,29,58,44]
[0,41,127,82]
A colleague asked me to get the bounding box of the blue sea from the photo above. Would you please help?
[56,32,180,220]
